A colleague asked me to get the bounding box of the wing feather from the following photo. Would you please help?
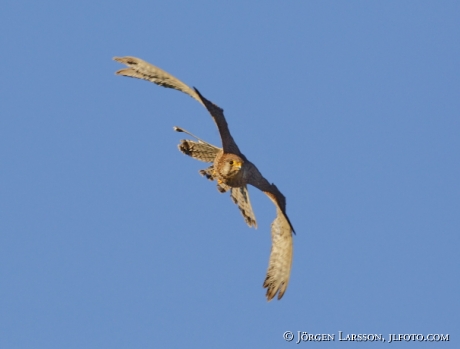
[263,208,293,300]
[178,139,220,163]
[113,56,203,105]
[245,163,295,233]
[230,186,257,228]
[192,88,242,155]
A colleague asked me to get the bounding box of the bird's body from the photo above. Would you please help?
[114,56,295,301]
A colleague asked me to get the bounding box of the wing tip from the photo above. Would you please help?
[114,67,132,76]
[264,280,287,301]
[113,56,139,64]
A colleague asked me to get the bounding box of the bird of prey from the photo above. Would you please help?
[114,56,295,301]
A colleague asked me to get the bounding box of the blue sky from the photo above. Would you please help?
[1,1,459,348]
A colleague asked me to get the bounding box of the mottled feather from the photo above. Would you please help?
[114,56,203,105]
[230,187,257,228]
[178,139,219,163]
[263,208,293,300]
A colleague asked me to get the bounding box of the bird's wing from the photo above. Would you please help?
[192,88,242,155]
[230,186,257,228]
[245,162,294,300]
[263,207,293,301]
[114,56,242,155]
[114,56,203,105]
[178,139,220,163]
[245,163,295,233]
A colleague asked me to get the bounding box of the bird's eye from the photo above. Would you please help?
[229,160,233,165]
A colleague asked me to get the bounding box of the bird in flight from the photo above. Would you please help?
[114,56,295,301]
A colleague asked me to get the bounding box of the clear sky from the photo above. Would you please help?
[1,1,459,348]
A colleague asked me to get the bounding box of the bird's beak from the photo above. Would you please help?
[233,161,242,169]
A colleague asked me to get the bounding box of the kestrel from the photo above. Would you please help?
[114,56,295,301]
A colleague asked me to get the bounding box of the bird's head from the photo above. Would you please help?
[220,154,244,178]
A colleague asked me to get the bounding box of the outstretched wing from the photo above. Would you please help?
[263,208,293,301]
[245,163,295,233]
[245,162,294,300]
[192,88,242,155]
[114,56,203,105]
[114,56,242,155]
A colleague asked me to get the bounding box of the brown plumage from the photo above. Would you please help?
[114,56,294,301]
